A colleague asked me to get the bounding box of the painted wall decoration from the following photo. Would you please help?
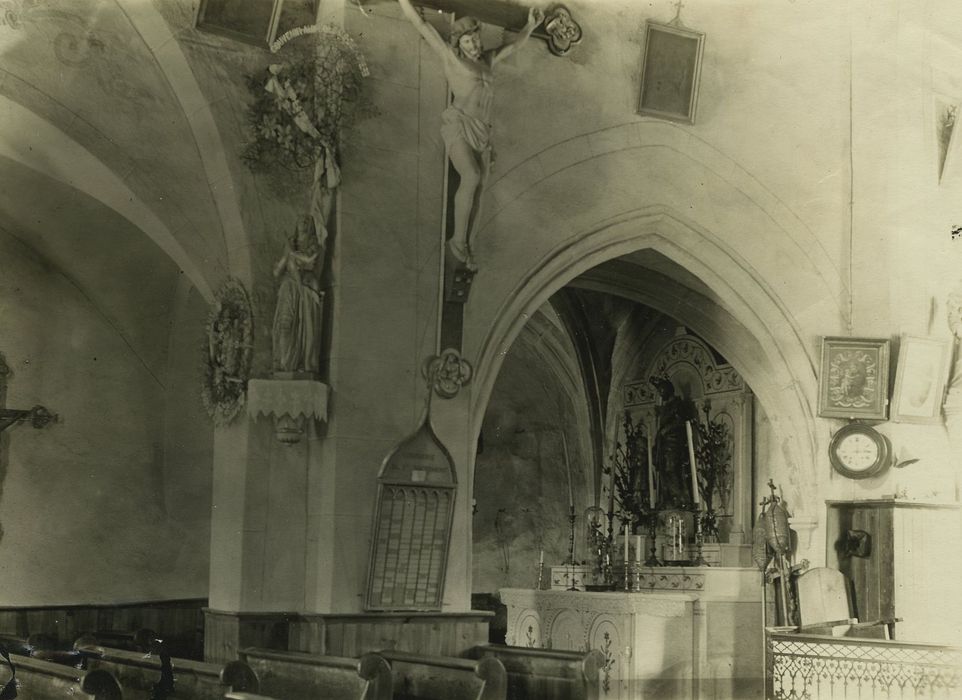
[203,278,253,425]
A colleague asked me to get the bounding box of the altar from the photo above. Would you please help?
[500,566,763,700]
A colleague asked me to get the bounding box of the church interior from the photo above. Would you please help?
[0,0,960,698]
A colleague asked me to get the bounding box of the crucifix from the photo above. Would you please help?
[397,0,582,350]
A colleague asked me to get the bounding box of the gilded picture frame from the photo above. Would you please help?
[891,335,953,424]
[818,337,891,420]
[637,20,706,124]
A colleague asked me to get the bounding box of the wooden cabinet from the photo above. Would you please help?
[825,499,961,644]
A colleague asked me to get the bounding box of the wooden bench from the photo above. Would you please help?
[76,628,156,652]
[79,644,257,699]
[224,694,282,700]
[466,645,604,700]
[239,647,391,700]
[0,653,122,699]
[379,649,506,700]
[0,632,93,668]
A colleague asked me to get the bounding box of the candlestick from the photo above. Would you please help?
[561,431,574,508]
[643,511,661,567]
[566,505,577,566]
[691,512,709,566]
[686,421,700,508]
[646,420,656,509]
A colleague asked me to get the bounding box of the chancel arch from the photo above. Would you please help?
[467,213,822,553]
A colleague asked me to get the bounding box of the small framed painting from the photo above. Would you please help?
[818,337,891,420]
[637,20,706,124]
[891,335,953,424]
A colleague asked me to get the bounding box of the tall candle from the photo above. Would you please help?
[561,431,574,508]
[635,536,642,562]
[624,521,630,562]
[608,469,616,515]
[686,421,700,507]
[646,420,656,509]
[539,549,544,566]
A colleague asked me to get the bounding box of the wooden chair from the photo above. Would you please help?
[795,567,898,639]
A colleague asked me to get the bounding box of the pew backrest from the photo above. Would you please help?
[0,653,122,700]
[80,644,257,699]
[75,628,156,653]
[467,645,604,700]
[379,649,506,700]
[240,647,391,700]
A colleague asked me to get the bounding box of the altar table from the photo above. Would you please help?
[500,566,763,700]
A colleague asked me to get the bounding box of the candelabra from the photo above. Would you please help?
[643,510,662,567]
[691,510,709,566]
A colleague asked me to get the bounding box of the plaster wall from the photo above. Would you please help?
[472,329,589,594]
[0,233,210,604]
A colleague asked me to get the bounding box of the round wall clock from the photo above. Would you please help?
[829,423,891,479]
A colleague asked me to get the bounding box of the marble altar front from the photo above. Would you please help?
[500,566,763,700]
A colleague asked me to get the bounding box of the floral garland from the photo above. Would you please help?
[242,23,371,175]
[203,278,253,426]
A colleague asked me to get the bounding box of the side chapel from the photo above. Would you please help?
[0,0,960,698]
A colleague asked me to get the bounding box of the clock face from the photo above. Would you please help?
[836,433,880,471]
[830,423,890,478]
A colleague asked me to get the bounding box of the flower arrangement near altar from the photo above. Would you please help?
[693,404,733,539]
[242,24,374,174]
[605,412,652,525]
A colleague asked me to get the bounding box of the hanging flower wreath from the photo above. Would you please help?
[203,278,254,426]
[242,24,372,175]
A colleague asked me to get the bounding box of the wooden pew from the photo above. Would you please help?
[0,632,94,668]
[79,644,257,699]
[76,628,156,652]
[379,649,506,700]
[239,647,391,700]
[225,694,283,700]
[466,645,604,700]
[0,653,122,699]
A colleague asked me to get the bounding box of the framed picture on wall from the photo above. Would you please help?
[637,20,706,124]
[818,337,891,420]
[891,335,953,424]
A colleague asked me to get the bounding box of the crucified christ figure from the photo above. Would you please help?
[397,0,544,270]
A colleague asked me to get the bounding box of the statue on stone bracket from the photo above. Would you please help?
[272,212,325,376]
[397,0,544,271]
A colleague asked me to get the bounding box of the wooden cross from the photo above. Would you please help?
[671,0,686,24]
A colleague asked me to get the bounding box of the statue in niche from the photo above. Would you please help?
[650,376,698,509]
[272,214,324,375]
[397,0,544,270]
